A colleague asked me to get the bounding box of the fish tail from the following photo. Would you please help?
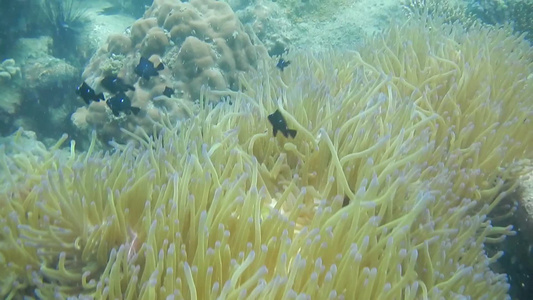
[273,128,278,137]
[97,93,105,101]
[131,107,141,115]
[288,129,297,138]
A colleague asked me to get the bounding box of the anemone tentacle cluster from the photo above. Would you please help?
[1,16,532,299]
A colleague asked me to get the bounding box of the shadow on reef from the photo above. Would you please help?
[488,187,533,300]
[0,0,40,56]
[20,80,80,147]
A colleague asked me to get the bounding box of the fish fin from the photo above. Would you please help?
[82,97,91,105]
[131,106,141,115]
[127,85,135,91]
[288,129,297,138]
[97,93,105,101]
[156,63,164,71]
[342,196,349,207]
[272,128,278,137]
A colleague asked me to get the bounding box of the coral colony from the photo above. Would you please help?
[72,0,268,143]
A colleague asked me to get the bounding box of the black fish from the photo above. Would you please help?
[135,56,164,79]
[163,86,174,97]
[268,109,297,138]
[100,75,135,93]
[76,82,105,104]
[343,196,350,207]
[106,91,141,116]
[276,58,290,71]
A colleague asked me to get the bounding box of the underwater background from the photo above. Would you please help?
[1,0,533,299]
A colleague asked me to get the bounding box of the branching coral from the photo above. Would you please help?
[2,16,533,299]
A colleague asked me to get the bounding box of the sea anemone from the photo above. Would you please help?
[1,15,532,299]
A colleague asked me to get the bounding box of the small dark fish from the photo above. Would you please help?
[343,196,350,207]
[76,81,105,104]
[268,109,297,138]
[163,86,174,97]
[106,91,141,116]
[276,58,290,71]
[135,56,164,79]
[100,75,135,93]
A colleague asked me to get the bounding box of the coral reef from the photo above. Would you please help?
[39,0,89,64]
[74,0,269,143]
[2,15,533,299]
[467,0,509,25]
[235,0,293,57]
[0,59,22,116]
[0,36,81,142]
[0,37,54,137]
[18,54,79,140]
[274,0,355,23]
[402,0,476,25]
[0,59,20,82]
[103,0,154,18]
[406,0,533,40]
[468,0,533,41]
[504,0,533,38]
[0,0,42,54]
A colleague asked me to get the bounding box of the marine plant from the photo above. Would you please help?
[1,15,532,299]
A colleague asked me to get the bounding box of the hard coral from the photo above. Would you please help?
[106,33,132,55]
[0,59,20,81]
[0,58,22,116]
[140,27,169,57]
[76,0,268,143]
[130,17,158,44]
